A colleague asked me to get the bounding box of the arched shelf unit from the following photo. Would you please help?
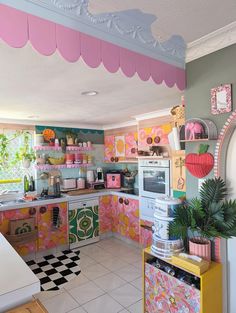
[180,118,218,142]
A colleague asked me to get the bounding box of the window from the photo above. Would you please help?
[0,128,35,192]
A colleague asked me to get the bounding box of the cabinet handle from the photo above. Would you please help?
[29,207,36,215]
[115,157,119,162]
[119,197,124,204]
[124,199,129,206]
[111,157,115,162]
[154,136,161,144]
[39,206,47,214]
[146,137,153,144]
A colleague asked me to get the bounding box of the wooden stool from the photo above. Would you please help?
[6,300,47,313]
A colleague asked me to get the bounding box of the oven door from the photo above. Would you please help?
[139,166,170,198]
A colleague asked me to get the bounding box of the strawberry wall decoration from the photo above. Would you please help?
[185,144,214,178]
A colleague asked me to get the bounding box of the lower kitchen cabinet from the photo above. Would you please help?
[69,199,99,248]
[0,202,68,256]
[99,195,112,234]
[143,248,222,313]
[0,207,37,256]
[111,195,140,242]
[140,220,153,248]
[37,202,68,251]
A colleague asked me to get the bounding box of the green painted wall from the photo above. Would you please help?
[185,44,236,198]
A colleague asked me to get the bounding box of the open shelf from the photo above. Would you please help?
[35,163,93,170]
[34,145,93,152]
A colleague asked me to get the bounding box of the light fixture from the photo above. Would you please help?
[81,90,99,96]
[27,115,39,119]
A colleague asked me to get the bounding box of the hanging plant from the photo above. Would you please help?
[0,131,21,170]
[13,132,36,168]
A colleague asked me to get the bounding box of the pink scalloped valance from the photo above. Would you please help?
[0,4,185,90]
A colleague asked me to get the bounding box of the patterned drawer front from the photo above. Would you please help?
[145,262,200,313]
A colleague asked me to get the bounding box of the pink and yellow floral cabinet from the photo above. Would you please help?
[0,202,68,256]
[125,132,138,158]
[138,124,172,147]
[99,195,112,234]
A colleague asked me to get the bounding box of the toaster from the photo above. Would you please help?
[62,178,76,190]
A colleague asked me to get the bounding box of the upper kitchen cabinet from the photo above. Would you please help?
[104,126,138,163]
[138,124,172,147]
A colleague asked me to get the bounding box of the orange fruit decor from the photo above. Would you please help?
[42,129,56,142]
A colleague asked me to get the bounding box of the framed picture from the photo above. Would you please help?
[211,84,232,115]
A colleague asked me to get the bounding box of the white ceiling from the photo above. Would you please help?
[89,0,236,43]
[0,0,235,128]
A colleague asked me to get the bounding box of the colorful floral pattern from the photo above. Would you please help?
[0,207,37,256]
[145,263,200,313]
[104,135,115,162]
[140,220,153,248]
[37,202,68,251]
[138,124,171,147]
[125,132,138,157]
[99,195,112,234]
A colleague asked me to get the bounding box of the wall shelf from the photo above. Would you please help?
[35,163,93,170]
[34,146,93,152]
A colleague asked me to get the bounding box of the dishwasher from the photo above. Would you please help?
[68,197,100,249]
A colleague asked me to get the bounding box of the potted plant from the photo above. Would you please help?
[66,131,76,146]
[14,132,36,168]
[170,177,236,261]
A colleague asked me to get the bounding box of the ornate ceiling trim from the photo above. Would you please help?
[186,21,236,63]
[0,4,186,90]
[3,0,186,68]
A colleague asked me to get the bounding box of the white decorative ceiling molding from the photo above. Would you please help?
[3,0,186,68]
[186,21,236,63]
[133,108,172,121]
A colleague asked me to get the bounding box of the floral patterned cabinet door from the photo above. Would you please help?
[0,207,37,256]
[125,132,138,158]
[99,195,112,234]
[111,195,118,233]
[140,220,153,247]
[145,262,200,313]
[138,124,172,147]
[104,135,115,162]
[124,198,140,242]
[37,202,68,251]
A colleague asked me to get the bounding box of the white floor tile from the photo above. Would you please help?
[128,300,143,313]
[130,277,143,291]
[68,281,105,305]
[82,263,110,280]
[99,257,129,271]
[41,291,79,313]
[114,264,141,282]
[118,310,129,313]
[33,289,64,302]
[82,294,123,313]
[90,250,114,262]
[94,272,126,292]
[68,307,87,313]
[109,283,142,307]
[79,255,96,269]
[64,274,89,290]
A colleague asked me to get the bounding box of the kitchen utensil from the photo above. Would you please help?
[87,170,95,183]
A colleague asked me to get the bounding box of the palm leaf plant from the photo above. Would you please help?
[169,177,236,259]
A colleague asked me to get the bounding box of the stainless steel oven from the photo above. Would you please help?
[139,159,170,199]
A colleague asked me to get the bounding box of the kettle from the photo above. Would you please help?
[86,170,95,183]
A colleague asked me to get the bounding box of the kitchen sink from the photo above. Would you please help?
[0,199,26,207]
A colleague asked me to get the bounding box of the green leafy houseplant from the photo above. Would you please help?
[13,132,36,168]
[0,131,21,169]
[170,177,236,259]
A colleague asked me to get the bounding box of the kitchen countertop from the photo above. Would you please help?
[0,233,40,312]
[0,189,139,211]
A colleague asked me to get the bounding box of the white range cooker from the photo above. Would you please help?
[139,159,170,222]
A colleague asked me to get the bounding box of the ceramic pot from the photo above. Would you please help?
[189,237,211,261]
[22,159,31,169]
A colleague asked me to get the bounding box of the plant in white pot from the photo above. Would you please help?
[169,177,236,261]
[14,132,36,168]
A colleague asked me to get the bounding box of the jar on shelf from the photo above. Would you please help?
[83,155,88,164]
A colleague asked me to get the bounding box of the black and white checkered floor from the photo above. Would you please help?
[26,249,81,291]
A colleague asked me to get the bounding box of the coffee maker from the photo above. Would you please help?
[96,167,104,182]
